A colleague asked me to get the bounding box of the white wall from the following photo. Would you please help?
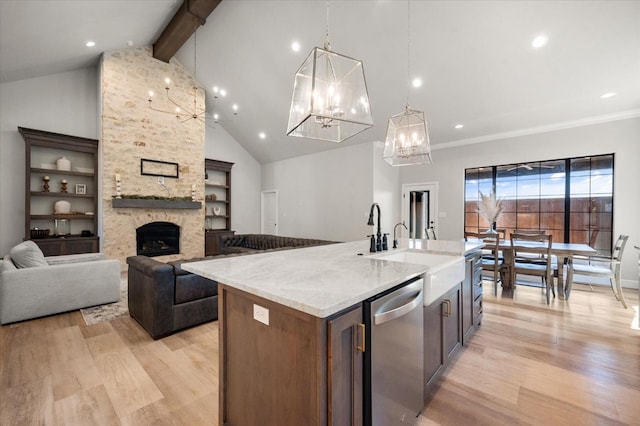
[400,117,640,287]
[205,125,262,233]
[261,142,376,242]
[0,68,98,255]
[372,141,401,236]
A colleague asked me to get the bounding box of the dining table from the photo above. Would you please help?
[498,240,597,300]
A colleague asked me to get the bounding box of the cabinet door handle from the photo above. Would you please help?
[443,299,451,317]
[356,323,365,352]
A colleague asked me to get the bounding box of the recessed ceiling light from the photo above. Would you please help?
[600,92,616,99]
[455,124,464,129]
[532,34,548,49]
[86,41,96,47]
[291,41,301,52]
[232,104,239,115]
[213,86,228,98]
[259,132,266,139]
[412,78,422,88]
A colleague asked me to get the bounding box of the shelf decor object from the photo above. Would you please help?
[383,0,432,166]
[54,200,71,214]
[115,174,122,199]
[42,175,50,192]
[286,1,372,143]
[56,156,71,171]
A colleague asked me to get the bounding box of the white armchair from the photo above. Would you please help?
[0,245,120,324]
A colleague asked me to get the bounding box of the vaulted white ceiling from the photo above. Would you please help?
[2,0,639,164]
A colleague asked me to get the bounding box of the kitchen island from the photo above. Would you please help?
[184,238,483,425]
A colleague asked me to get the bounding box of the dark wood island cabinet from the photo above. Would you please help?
[218,284,364,426]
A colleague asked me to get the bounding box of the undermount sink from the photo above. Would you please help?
[373,250,466,305]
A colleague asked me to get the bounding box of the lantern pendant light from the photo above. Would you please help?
[287,1,373,143]
[383,0,432,166]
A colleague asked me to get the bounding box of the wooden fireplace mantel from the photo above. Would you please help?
[112,199,201,209]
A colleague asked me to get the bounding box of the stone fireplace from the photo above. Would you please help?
[100,47,205,267]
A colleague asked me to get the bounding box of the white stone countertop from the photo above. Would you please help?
[183,238,483,318]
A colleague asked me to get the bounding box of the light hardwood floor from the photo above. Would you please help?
[1,282,638,425]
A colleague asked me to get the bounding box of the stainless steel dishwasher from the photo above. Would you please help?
[364,276,424,425]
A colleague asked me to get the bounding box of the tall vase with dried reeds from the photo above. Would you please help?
[477,191,504,234]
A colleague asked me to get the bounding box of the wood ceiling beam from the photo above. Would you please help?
[153,0,222,63]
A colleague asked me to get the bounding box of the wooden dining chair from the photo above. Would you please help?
[478,228,506,261]
[510,232,555,304]
[568,234,629,308]
[465,232,506,295]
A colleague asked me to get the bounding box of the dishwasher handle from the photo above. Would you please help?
[374,290,423,325]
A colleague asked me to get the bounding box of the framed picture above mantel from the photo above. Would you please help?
[140,158,179,178]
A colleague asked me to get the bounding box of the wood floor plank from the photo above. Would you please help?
[515,386,626,426]
[85,331,164,419]
[0,374,54,425]
[53,384,119,426]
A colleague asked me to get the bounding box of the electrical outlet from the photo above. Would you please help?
[157,176,164,185]
[253,304,269,325]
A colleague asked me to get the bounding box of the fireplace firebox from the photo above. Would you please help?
[136,222,180,257]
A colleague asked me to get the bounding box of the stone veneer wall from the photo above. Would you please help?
[101,47,205,268]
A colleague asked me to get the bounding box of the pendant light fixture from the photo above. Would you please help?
[383,0,432,166]
[287,1,373,143]
[147,30,236,127]
[148,30,206,124]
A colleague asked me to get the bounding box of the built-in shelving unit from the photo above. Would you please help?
[204,158,234,255]
[20,127,99,256]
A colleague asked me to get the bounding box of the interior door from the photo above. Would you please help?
[402,182,438,239]
[261,190,278,235]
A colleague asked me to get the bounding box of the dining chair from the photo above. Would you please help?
[512,229,552,286]
[465,232,505,295]
[510,232,555,304]
[568,234,629,308]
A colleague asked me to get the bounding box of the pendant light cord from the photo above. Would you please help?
[193,30,197,79]
[325,0,331,50]
[406,0,411,109]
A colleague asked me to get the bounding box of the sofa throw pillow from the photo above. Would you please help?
[9,240,48,268]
